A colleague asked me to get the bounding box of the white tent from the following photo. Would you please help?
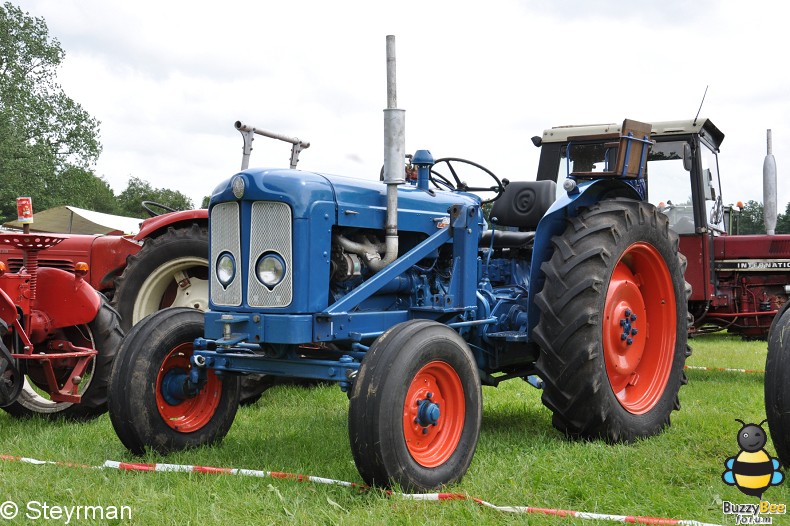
[3,206,141,235]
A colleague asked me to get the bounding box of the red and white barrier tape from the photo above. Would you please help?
[1,455,721,526]
[684,365,764,374]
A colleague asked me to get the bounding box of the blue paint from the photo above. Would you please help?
[194,152,634,390]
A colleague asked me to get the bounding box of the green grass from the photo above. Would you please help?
[1,332,788,525]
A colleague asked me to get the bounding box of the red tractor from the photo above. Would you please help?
[0,231,122,418]
[1,204,210,334]
[0,123,309,416]
[535,118,789,339]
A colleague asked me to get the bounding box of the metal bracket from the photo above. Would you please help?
[235,121,310,170]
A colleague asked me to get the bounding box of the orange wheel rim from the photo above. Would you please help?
[155,343,221,432]
[402,360,465,468]
[603,242,676,414]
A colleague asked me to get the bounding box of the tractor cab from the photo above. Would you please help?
[537,118,726,236]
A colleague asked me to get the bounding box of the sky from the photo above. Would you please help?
[13,0,790,213]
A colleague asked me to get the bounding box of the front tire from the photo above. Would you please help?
[108,308,240,454]
[766,303,790,467]
[112,224,268,404]
[533,199,689,442]
[2,297,123,420]
[348,320,482,491]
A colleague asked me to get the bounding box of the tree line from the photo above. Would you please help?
[0,2,193,222]
[734,200,790,235]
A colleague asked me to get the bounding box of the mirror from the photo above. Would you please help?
[682,143,692,171]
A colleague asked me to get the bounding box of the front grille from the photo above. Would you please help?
[247,201,293,307]
[210,202,242,306]
[7,259,76,273]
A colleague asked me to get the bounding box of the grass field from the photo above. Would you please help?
[1,332,788,525]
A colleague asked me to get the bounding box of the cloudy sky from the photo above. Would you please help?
[14,0,790,212]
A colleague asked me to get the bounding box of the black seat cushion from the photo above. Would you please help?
[489,180,556,230]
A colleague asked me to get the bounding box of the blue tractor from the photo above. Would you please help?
[107,40,689,491]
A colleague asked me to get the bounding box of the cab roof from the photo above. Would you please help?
[540,118,724,149]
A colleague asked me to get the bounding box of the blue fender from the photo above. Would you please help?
[526,179,642,335]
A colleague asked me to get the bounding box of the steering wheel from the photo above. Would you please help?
[142,201,178,217]
[428,171,456,192]
[430,157,505,204]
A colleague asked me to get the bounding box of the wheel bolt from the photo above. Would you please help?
[626,338,633,345]
[631,314,637,321]
[621,334,627,341]
[631,328,638,335]
[422,428,429,435]
[624,309,632,317]
[426,392,433,399]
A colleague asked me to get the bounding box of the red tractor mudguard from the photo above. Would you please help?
[32,267,101,332]
[134,209,208,241]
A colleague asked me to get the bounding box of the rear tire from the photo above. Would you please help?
[533,199,689,442]
[766,303,790,467]
[348,320,481,491]
[112,224,209,331]
[2,297,123,420]
[108,308,240,454]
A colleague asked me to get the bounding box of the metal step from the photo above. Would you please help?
[486,331,527,342]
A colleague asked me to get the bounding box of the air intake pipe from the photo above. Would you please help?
[764,129,777,235]
[375,34,405,272]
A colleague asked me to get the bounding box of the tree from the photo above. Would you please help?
[775,202,790,235]
[116,176,194,218]
[0,2,103,221]
[736,200,765,235]
[48,167,119,214]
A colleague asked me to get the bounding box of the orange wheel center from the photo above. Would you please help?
[402,361,465,468]
[155,343,221,432]
[604,265,647,378]
[603,242,676,414]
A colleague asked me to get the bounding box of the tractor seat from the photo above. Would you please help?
[480,180,556,248]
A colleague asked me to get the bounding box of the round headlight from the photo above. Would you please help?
[231,175,245,199]
[216,252,236,287]
[256,252,285,289]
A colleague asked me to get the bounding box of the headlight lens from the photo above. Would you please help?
[256,252,286,289]
[231,175,245,199]
[216,252,236,287]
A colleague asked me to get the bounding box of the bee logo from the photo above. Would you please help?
[722,419,784,498]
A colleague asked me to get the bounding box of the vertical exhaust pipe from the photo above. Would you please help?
[764,129,777,235]
[375,35,405,271]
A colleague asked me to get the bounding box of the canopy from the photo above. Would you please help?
[3,206,141,235]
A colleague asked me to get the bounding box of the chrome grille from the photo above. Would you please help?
[210,202,242,306]
[247,201,292,307]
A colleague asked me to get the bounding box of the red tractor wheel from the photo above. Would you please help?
[348,320,481,491]
[2,297,122,420]
[154,342,222,433]
[108,308,240,454]
[402,361,466,468]
[534,199,690,442]
[602,242,675,414]
[112,224,208,330]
